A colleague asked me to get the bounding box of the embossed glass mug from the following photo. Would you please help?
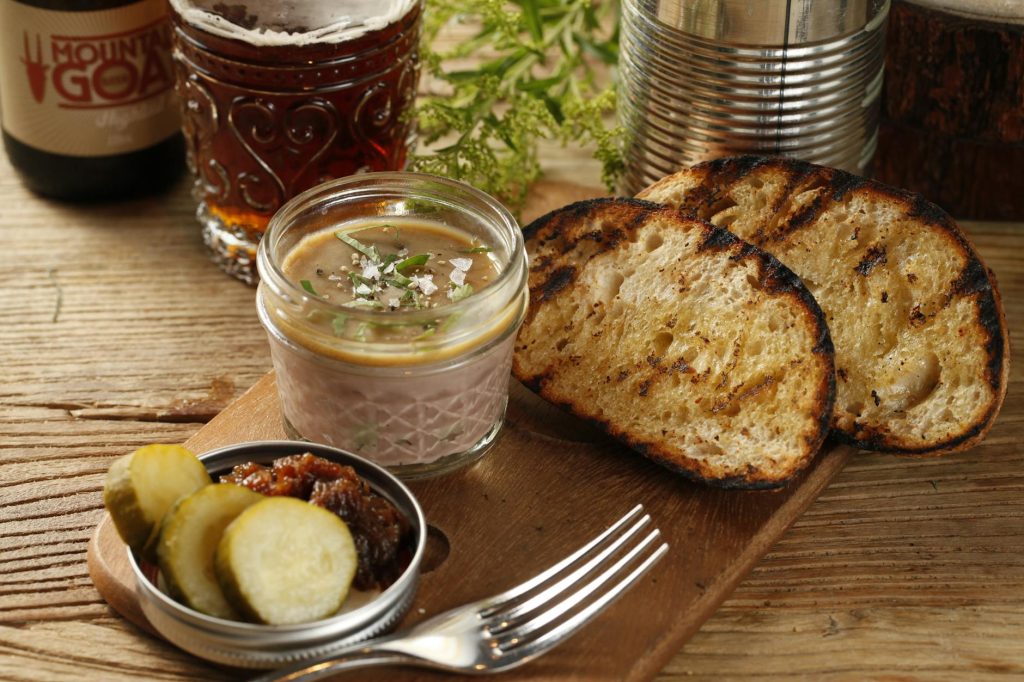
[169,0,422,283]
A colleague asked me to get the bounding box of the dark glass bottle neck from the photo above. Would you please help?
[7,0,139,11]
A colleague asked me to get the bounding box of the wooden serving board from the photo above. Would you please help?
[89,372,854,681]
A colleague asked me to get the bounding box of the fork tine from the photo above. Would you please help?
[478,504,646,617]
[493,539,669,665]
[490,529,664,646]
[485,513,654,632]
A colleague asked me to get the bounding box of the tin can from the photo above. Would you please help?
[618,0,890,195]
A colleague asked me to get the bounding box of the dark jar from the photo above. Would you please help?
[0,0,184,201]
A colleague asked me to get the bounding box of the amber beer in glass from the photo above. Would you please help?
[169,0,422,283]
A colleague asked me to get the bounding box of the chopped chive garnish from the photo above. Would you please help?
[347,272,375,288]
[300,279,320,296]
[336,231,380,261]
[331,314,348,336]
[386,273,413,288]
[450,283,474,302]
[395,253,429,272]
[459,246,493,253]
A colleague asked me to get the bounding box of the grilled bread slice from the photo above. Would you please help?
[639,156,1009,454]
[512,198,835,488]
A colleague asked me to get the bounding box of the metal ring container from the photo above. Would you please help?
[618,0,890,195]
[129,440,427,669]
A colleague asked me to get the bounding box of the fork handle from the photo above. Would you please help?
[252,648,411,682]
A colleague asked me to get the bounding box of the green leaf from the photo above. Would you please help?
[459,246,493,254]
[517,75,563,93]
[518,0,544,43]
[386,273,414,288]
[410,0,623,210]
[347,272,376,291]
[395,254,430,272]
[331,314,348,336]
[335,231,380,262]
[487,113,519,151]
[541,94,564,124]
[575,34,618,65]
[300,280,320,297]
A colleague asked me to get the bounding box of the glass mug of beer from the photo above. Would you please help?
[169,0,422,283]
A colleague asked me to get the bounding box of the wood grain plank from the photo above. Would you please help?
[2,138,1024,680]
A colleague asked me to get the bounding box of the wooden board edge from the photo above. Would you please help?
[87,515,157,637]
[631,444,857,678]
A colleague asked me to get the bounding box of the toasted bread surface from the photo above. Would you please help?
[513,198,835,488]
[639,156,1009,454]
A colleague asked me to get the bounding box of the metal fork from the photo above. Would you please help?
[255,505,668,681]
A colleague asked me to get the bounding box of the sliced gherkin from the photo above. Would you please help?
[103,444,211,562]
[215,497,358,625]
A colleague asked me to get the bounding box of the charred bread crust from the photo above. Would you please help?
[641,155,1009,455]
[514,198,836,488]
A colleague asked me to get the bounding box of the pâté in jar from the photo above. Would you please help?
[256,173,528,478]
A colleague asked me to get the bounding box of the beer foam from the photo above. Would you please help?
[170,0,418,46]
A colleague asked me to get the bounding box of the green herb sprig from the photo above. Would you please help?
[412,0,623,210]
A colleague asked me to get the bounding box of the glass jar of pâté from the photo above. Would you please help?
[256,173,527,479]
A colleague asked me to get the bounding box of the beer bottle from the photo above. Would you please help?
[0,0,184,201]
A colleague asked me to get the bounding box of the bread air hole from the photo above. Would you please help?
[555,338,569,352]
[644,232,664,252]
[691,442,724,458]
[714,211,739,229]
[652,331,673,355]
[885,351,940,411]
[707,197,737,217]
[599,271,625,302]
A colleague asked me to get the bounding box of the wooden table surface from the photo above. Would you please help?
[1,133,1023,681]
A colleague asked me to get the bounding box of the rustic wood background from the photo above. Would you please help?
[2,127,1024,679]
[874,0,1024,219]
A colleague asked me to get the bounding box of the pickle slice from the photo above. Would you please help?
[103,444,211,560]
[215,497,358,625]
[157,483,264,619]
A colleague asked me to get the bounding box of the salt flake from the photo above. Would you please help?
[450,257,473,272]
[412,274,437,295]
